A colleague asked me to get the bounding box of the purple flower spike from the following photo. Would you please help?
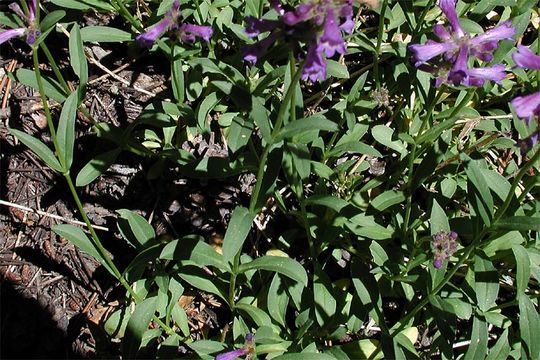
[513,45,540,70]
[409,40,456,67]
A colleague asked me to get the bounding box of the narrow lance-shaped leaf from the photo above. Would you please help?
[9,129,64,172]
[222,206,254,262]
[69,23,88,87]
[122,296,158,359]
[57,91,78,170]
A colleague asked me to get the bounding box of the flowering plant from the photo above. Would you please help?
[2,0,540,359]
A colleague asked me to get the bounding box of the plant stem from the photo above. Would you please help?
[32,47,176,337]
[112,0,143,32]
[40,42,70,92]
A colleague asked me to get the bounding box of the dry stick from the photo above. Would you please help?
[88,62,132,85]
[0,199,109,231]
[1,60,17,109]
[56,23,157,98]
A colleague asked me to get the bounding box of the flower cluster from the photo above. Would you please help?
[215,333,255,360]
[0,0,40,46]
[136,0,213,48]
[409,0,515,87]
[511,45,540,149]
[243,0,354,82]
[431,230,458,269]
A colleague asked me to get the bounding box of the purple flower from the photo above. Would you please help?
[513,45,540,70]
[215,333,255,360]
[409,0,515,87]
[136,0,212,48]
[242,0,354,82]
[0,0,40,46]
[431,230,458,269]
[511,46,540,150]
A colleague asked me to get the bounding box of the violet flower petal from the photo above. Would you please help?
[447,43,468,85]
[179,23,213,42]
[215,348,249,360]
[243,32,280,64]
[302,43,327,82]
[513,45,540,70]
[466,64,506,85]
[283,3,314,26]
[0,28,26,45]
[469,21,515,46]
[439,0,465,38]
[511,91,540,126]
[409,40,456,67]
[29,0,37,22]
[136,18,172,48]
[433,24,451,40]
[318,8,346,57]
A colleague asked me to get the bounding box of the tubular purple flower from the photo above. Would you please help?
[178,24,213,42]
[283,4,315,26]
[409,40,457,67]
[513,45,540,70]
[318,8,346,57]
[511,92,540,126]
[0,28,26,45]
[215,348,249,360]
[136,0,212,47]
[243,33,280,64]
[28,0,37,22]
[136,18,172,48]
[302,43,327,82]
[438,0,464,37]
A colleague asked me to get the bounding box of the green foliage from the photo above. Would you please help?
[7,0,540,358]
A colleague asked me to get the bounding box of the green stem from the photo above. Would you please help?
[40,42,70,92]
[112,0,143,32]
[373,0,388,89]
[32,47,176,337]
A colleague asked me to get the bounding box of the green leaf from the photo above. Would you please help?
[188,340,226,356]
[463,316,488,360]
[69,24,88,86]
[76,148,121,186]
[474,253,499,312]
[122,296,157,359]
[485,329,510,360]
[52,224,114,276]
[494,216,540,231]
[80,26,132,42]
[116,209,156,249]
[273,353,336,360]
[463,155,494,226]
[178,267,228,302]
[49,0,115,10]
[9,129,63,172]
[235,302,272,326]
[430,199,450,235]
[40,10,66,32]
[171,46,184,103]
[519,295,540,359]
[372,125,407,159]
[222,207,254,262]
[313,268,336,326]
[160,237,230,272]
[512,245,531,295]
[275,115,339,142]
[238,256,308,286]
[268,274,288,327]
[57,91,78,170]
[326,59,349,79]
[14,68,67,103]
[370,190,406,212]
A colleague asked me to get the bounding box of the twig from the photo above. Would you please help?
[0,199,109,231]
